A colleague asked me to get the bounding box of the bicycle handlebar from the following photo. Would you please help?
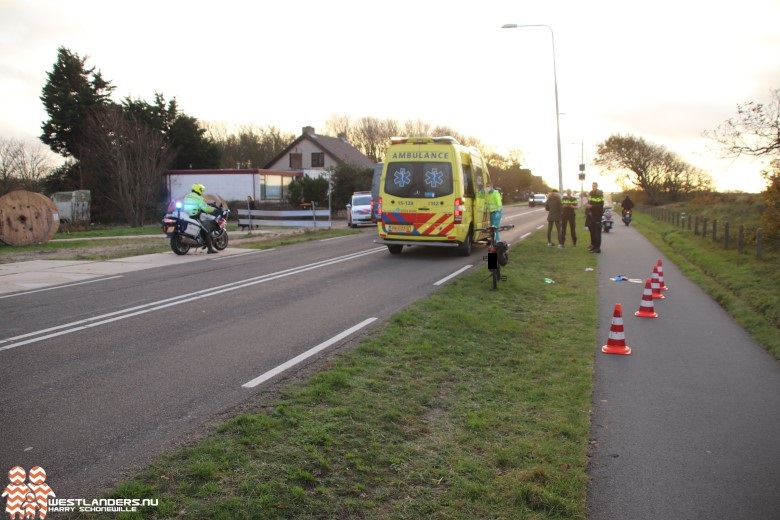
[476,224,515,233]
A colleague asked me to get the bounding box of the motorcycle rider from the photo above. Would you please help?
[182,183,220,254]
[586,182,605,254]
[620,194,635,218]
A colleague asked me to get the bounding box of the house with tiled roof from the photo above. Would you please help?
[164,126,375,204]
[264,126,375,174]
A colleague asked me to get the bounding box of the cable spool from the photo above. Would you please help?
[0,190,61,246]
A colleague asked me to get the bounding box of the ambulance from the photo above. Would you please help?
[375,136,491,255]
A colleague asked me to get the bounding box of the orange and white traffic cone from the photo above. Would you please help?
[656,259,668,290]
[651,267,665,299]
[635,278,659,318]
[602,303,632,355]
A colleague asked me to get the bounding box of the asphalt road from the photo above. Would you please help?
[587,221,780,519]
[0,206,547,498]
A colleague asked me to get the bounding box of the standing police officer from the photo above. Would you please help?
[561,188,578,247]
[586,182,604,254]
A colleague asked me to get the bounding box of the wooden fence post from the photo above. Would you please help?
[703,218,708,238]
[738,225,745,253]
[712,219,718,242]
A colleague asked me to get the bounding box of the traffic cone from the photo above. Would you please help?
[656,259,668,290]
[602,303,632,355]
[635,278,659,318]
[651,267,665,299]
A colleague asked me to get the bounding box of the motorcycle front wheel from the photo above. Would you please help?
[212,229,229,250]
[170,235,191,255]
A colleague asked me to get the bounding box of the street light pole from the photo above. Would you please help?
[501,23,563,193]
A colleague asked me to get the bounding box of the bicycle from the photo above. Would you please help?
[476,224,515,289]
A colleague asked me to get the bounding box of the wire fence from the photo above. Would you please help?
[638,205,778,261]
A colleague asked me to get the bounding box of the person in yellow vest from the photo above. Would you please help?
[182,183,220,254]
[486,183,503,240]
[561,189,578,246]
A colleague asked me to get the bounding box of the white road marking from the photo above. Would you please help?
[0,248,385,353]
[434,265,473,286]
[0,276,123,300]
[241,317,378,389]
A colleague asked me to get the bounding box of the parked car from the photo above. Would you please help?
[346,191,374,227]
[529,193,547,207]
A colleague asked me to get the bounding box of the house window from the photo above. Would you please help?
[289,153,302,169]
[311,152,325,167]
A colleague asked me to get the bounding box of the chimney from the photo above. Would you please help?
[338,132,348,142]
[302,126,315,135]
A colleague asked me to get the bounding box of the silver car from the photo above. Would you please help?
[347,192,374,227]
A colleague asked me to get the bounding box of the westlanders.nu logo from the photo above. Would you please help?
[1,466,55,519]
[2,467,158,517]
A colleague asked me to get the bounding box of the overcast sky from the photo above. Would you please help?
[2,0,779,193]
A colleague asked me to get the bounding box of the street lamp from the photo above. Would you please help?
[502,23,563,193]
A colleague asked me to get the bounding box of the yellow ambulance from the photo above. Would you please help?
[375,136,491,255]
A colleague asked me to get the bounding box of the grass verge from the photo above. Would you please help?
[72,231,598,520]
[632,211,780,359]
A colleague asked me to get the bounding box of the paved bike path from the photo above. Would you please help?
[587,224,780,520]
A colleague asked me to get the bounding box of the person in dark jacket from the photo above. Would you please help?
[586,182,605,253]
[545,189,563,248]
[620,195,635,217]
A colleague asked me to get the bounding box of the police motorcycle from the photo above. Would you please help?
[161,201,230,255]
[622,208,632,226]
[601,206,614,233]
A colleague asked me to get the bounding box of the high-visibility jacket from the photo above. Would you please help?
[562,195,578,215]
[588,189,604,221]
[487,189,502,212]
[183,192,217,217]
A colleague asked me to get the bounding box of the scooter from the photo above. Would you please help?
[162,202,230,255]
[622,209,632,226]
[602,207,614,233]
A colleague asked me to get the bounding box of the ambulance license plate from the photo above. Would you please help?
[387,224,413,233]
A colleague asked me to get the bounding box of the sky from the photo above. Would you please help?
[2,0,779,194]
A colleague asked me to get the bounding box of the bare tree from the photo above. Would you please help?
[81,105,176,226]
[706,89,780,159]
[0,138,53,195]
[594,134,713,204]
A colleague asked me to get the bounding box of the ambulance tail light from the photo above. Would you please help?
[377,196,383,218]
[454,197,464,223]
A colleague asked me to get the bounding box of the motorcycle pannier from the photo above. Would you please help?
[181,216,202,239]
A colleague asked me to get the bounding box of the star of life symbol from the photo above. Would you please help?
[424,168,444,188]
[2,467,55,520]
[393,168,412,188]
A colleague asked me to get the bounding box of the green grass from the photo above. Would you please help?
[71,231,598,520]
[631,210,780,359]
